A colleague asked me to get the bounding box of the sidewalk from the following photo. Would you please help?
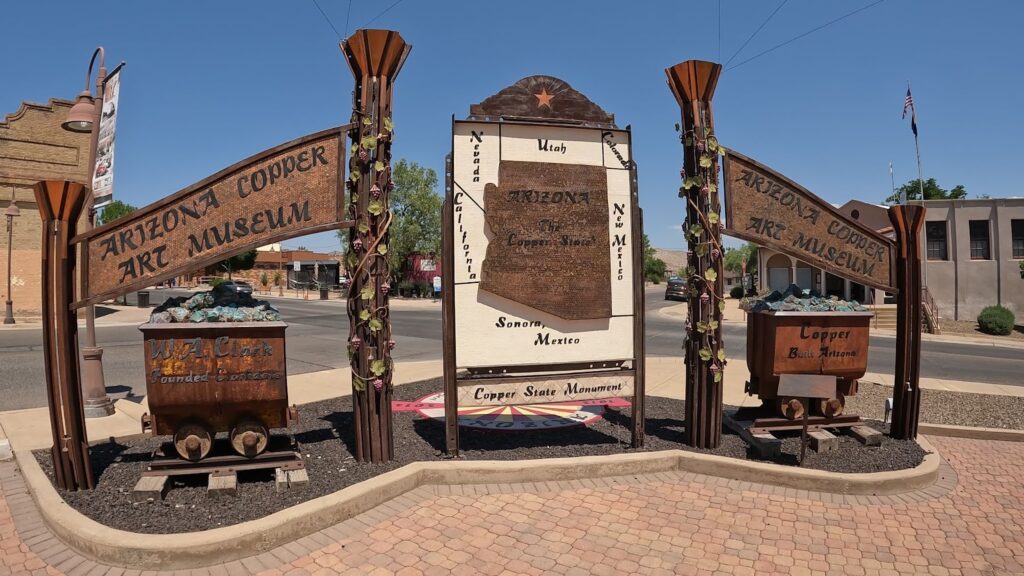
[659,300,1024,350]
[0,304,153,330]
[0,359,444,452]
[872,326,1024,349]
[2,354,1019,454]
[0,293,441,331]
[657,297,748,323]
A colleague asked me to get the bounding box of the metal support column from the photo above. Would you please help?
[887,204,926,439]
[341,29,411,463]
[35,180,94,490]
[666,60,725,449]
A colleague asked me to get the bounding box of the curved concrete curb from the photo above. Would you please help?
[920,423,1024,441]
[16,437,940,570]
[676,435,939,496]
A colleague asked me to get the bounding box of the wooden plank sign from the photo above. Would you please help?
[766,312,873,377]
[74,127,350,307]
[458,372,634,407]
[777,374,838,401]
[722,148,896,292]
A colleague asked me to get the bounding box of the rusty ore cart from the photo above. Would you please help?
[141,321,295,461]
[745,311,873,419]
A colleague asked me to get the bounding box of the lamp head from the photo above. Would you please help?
[62,91,95,133]
[4,200,19,219]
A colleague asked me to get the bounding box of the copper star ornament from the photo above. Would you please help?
[534,88,554,108]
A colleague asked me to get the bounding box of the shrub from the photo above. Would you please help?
[977,305,1015,336]
[729,285,744,299]
[209,277,227,288]
[415,281,431,297]
[397,280,414,297]
[259,272,269,288]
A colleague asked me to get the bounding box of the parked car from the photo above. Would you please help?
[664,276,688,301]
[220,281,253,295]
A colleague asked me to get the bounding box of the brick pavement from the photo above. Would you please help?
[2,435,1023,575]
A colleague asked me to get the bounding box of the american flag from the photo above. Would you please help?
[902,87,918,137]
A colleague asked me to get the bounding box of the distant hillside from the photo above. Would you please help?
[654,246,743,281]
[653,248,686,276]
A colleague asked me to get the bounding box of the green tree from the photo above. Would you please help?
[335,228,348,256]
[217,249,257,279]
[95,200,137,225]
[723,243,757,274]
[886,178,967,204]
[387,159,442,282]
[643,234,667,283]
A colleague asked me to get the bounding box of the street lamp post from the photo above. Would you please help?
[62,46,114,418]
[4,191,20,324]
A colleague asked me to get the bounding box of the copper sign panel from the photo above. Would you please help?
[723,149,895,292]
[77,127,348,307]
[481,160,611,320]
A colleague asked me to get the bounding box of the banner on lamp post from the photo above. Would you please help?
[92,64,123,209]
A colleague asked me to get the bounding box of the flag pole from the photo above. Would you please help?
[890,161,900,204]
[908,81,928,290]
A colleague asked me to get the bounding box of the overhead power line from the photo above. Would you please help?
[727,0,886,71]
[718,0,722,63]
[310,0,342,40]
[344,0,353,37]
[363,0,408,27]
[724,0,789,68]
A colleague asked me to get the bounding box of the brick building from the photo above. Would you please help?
[198,246,342,292]
[0,100,91,317]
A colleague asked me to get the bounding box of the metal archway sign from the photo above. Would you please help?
[71,126,353,309]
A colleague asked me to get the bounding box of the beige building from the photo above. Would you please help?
[754,197,1024,322]
[0,99,91,317]
[919,197,1024,320]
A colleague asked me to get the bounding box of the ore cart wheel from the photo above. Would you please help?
[173,422,213,461]
[230,419,269,457]
[817,394,846,418]
[776,397,805,420]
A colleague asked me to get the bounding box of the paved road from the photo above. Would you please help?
[0,288,1020,411]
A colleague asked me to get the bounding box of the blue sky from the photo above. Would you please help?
[3,1,1020,253]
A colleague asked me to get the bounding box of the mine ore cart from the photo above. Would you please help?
[746,311,873,419]
[140,322,296,461]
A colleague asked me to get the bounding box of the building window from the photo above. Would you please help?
[1013,220,1024,259]
[969,220,991,260]
[925,221,948,261]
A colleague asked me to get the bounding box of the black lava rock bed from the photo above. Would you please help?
[35,378,927,534]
